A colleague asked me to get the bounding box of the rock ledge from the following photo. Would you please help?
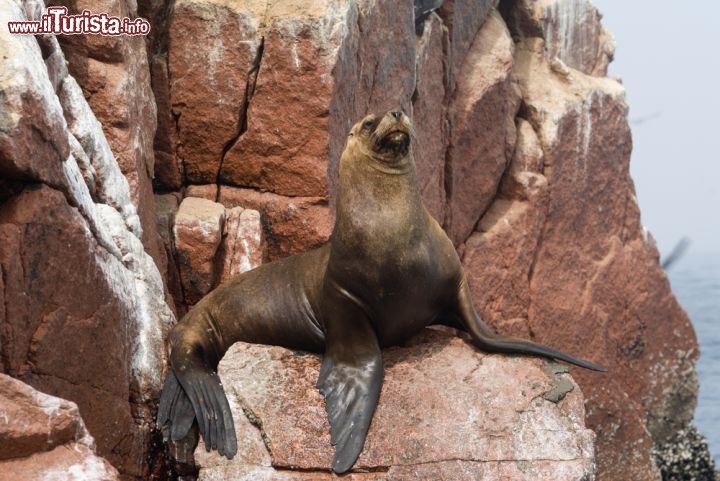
[196,329,596,480]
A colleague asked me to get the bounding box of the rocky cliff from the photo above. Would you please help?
[1,0,177,478]
[0,0,708,480]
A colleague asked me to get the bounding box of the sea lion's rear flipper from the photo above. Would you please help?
[454,277,607,372]
[177,368,238,458]
[158,361,238,459]
[157,369,195,442]
[317,294,383,474]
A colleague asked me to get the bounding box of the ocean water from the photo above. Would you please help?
[668,252,720,465]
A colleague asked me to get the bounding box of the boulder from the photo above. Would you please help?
[196,329,596,479]
[219,207,264,283]
[0,374,119,481]
[168,0,261,185]
[174,197,226,304]
[170,197,265,307]
[219,186,332,261]
[219,1,346,197]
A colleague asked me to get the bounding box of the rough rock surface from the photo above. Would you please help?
[1,0,703,479]
[145,1,701,479]
[174,197,226,304]
[444,10,520,244]
[470,36,697,481]
[168,0,260,185]
[51,0,165,269]
[219,186,332,261]
[0,2,174,478]
[0,374,120,480]
[170,196,265,308]
[412,12,449,224]
[219,207,264,283]
[500,0,615,77]
[154,193,185,317]
[196,329,596,480]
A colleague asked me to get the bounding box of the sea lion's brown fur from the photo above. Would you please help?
[157,111,605,474]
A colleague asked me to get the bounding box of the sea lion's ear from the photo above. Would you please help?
[348,132,354,137]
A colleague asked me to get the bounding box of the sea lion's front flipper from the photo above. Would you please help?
[454,277,607,372]
[317,293,383,473]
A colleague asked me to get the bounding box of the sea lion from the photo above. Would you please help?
[157,110,606,474]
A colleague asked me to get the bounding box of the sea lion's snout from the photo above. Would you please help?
[372,110,411,158]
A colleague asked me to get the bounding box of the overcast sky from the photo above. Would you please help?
[592,0,720,258]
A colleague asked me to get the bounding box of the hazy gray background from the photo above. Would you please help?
[593,0,719,258]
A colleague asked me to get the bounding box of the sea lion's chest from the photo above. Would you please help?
[327,231,460,346]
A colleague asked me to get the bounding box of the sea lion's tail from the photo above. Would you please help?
[471,334,608,372]
[454,279,607,372]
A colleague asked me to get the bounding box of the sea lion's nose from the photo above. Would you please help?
[390,111,403,121]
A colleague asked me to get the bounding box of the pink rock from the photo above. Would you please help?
[0,9,69,184]
[1,7,174,476]
[219,5,338,197]
[55,0,164,266]
[0,377,119,481]
[219,0,419,199]
[462,38,698,480]
[219,186,332,261]
[0,374,85,460]
[500,118,546,200]
[412,13,449,224]
[437,0,497,89]
[186,184,220,201]
[174,197,226,304]
[197,329,596,479]
[168,0,260,184]
[500,0,615,76]
[0,186,170,478]
[155,193,185,315]
[2,445,120,481]
[219,207,264,283]
[150,55,183,191]
[445,11,520,245]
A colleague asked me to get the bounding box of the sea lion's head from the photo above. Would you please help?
[345,111,413,170]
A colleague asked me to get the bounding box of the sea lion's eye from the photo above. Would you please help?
[363,119,375,130]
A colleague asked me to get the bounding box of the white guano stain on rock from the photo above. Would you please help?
[95,204,174,397]
[3,0,173,407]
[59,74,143,239]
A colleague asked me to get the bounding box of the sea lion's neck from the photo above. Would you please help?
[332,152,426,253]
